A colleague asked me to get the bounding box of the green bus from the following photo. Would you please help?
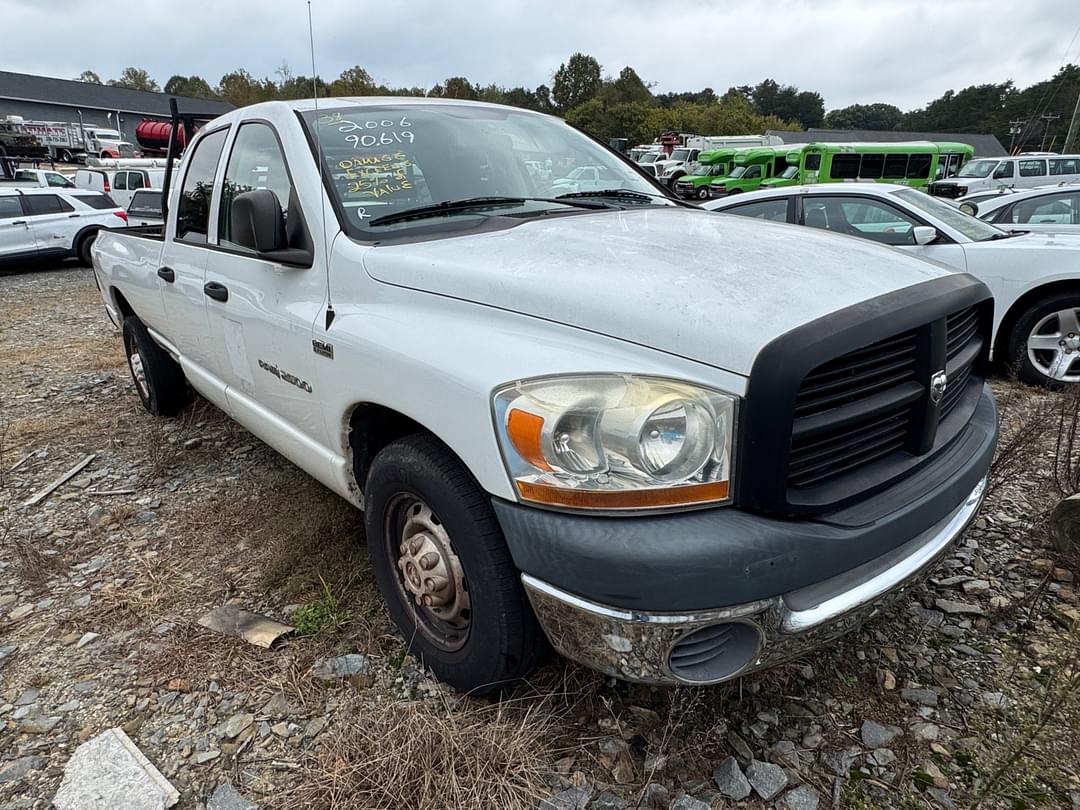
[770,141,974,189]
[673,148,739,200]
[707,146,806,198]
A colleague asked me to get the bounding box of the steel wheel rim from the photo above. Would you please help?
[126,334,150,400]
[386,494,471,652]
[1027,307,1080,383]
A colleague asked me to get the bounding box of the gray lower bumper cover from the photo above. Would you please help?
[522,477,986,685]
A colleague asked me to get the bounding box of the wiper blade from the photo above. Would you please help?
[368,196,606,227]
[556,188,661,202]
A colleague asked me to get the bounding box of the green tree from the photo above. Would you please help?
[108,67,159,93]
[747,79,824,128]
[163,75,216,99]
[606,66,652,105]
[329,66,376,97]
[553,53,602,112]
[76,70,102,84]
[823,102,904,131]
[217,69,272,107]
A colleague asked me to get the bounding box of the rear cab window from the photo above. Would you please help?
[176,128,229,244]
[128,191,164,217]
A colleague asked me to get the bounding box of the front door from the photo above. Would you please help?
[0,195,36,261]
[202,121,329,444]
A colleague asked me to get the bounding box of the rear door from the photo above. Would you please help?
[202,121,328,443]
[23,194,78,257]
[158,127,230,381]
[0,194,36,262]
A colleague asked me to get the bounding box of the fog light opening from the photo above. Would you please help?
[667,621,762,684]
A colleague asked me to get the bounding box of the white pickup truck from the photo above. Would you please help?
[92,98,997,694]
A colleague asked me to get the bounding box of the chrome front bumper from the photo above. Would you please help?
[522,477,986,685]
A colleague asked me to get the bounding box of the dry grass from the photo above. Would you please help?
[277,694,556,810]
[0,335,124,375]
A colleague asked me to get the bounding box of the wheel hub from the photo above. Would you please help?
[394,500,470,636]
[128,340,149,398]
[1027,307,1080,382]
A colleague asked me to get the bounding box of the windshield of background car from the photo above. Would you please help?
[726,166,748,179]
[301,104,666,237]
[779,165,799,178]
[640,152,661,163]
[670,149,691,162]
[956,160,996,179]
[893,187,1005,241]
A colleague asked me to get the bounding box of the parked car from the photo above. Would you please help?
[929,154,1080,198]
[0,188,126,267]
[125,189,164,227]
[0,168,75,188]
[75,166,172,208]
[967,185,1080,232]
[706,182,1080,386]
[548,165,618,193]
[655,146,702,187]
[92,98,995,694]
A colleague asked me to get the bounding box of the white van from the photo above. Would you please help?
[929,154,1080,198]
[74,167,172,207]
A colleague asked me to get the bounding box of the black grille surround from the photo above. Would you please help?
[928,182,968,199]
[736,274,993,517]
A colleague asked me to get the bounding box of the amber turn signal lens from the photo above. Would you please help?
[506,409,552,471]
[516,480,729,510]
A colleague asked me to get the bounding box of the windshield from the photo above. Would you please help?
[726,166,748,179]
[669,149,691,162]
[639,152,661,164]
[956,160,997,179]
[93,130,122,140]
[893,188,1006,241]
[779,165,800,179]
[302,104,667,238]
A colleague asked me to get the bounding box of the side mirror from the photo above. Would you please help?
[231,188,313,267]
[958,201,978,216]
[913,225,938,246]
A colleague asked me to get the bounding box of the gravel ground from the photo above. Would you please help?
[1,264,1078,810]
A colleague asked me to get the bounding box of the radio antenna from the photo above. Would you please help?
[307,0,335,329]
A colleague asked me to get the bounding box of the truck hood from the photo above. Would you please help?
[363,208,951,375]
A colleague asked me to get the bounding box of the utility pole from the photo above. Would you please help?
[1008,119,1026,153]
[1065,86,1080,154]
[1040,113,1060,152]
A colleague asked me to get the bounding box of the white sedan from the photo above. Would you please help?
[966,185,1080,233]
[705,183,1080,386]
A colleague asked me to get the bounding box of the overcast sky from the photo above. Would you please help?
[5,0,1079,111]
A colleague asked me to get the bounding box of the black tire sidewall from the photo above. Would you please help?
[76,230,98,266]
[364,436,544,693]
[696,187,709,200]
[1007,292,1080,387]
[121,316,188,416]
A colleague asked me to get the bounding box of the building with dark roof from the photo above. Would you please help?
[769,128,1007,157]
[0,70,233,143]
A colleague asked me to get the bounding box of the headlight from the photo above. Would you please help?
[493,375,736,511]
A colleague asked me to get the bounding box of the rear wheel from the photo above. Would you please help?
[364,434,546,694]
[75,230,99,266]
[1007,292,1080,387]
[59,149,73,163]
[122,316,189,416]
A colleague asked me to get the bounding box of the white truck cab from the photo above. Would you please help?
[91,98,996,694]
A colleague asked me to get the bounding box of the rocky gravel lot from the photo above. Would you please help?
[1,265,1079,809]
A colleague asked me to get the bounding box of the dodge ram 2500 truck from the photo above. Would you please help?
[92,98,997,694]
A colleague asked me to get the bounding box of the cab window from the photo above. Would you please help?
[723,198,790,222]
[993,162,1014,179]
[803,196,921,246]
[46,172,72,187]
[113,172,128,190]
[804,154,821,171]
[177,127,228,244]
[0,197,23,218]
[218,123,295,252]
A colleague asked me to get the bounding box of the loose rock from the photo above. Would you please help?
[780,784,821,810]
[861,719,902,748]
[746,759,787,800]
[52,727,179,810]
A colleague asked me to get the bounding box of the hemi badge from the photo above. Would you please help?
[312,339,334,359]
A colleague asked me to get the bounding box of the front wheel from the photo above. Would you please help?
[1007,292,1080,387]
[696,186,709,200]
[364,435,546,694]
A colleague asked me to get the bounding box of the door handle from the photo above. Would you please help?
[203,281,228,302]
[68,213,80,218]
[11,220,27,226]
[157,266,175,283]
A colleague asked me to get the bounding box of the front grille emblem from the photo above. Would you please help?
[929,370,948,405]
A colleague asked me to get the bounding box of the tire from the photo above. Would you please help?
[75,229,99,266]
[696,186,709,200]
[59,149,72,163]
[1006,291,1080,387]
[364,434,547,694]
[121,316,189,416]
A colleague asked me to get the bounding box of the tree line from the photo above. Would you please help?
[76,57,1080,152]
